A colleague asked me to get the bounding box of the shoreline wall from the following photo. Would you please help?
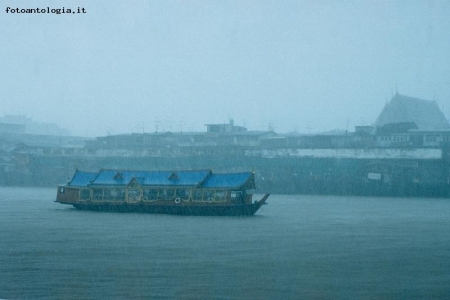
[1,150,449,198]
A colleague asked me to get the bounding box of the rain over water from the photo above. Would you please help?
[1,187,449,299]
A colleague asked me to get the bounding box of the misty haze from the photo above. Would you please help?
[1,1,450,299]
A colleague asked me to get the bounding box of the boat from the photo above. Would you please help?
[55,169,269,216]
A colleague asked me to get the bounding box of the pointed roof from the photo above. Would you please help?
[168,172,179,181]
[67,170,97,187]
[375,93,450,131]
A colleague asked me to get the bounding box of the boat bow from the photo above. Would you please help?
[258,194,270,205]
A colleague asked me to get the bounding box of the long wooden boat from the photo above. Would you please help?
[56,169,269,216]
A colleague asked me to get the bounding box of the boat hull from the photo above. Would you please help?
[71,201,266,216]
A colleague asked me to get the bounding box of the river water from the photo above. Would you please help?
[0,187,449,299]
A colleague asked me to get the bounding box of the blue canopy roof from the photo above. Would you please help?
[90,169,211,187]
[66,169,255,189]
[202,172,255,189]
[68,170,97,187]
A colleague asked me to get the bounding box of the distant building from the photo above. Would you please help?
[355,126,376,135]
[374,93,450,131]
[0,114,70,136]
[0,122,25,134]
[373,93,450,148]
[205,119,247,133]
[217,131,276,147]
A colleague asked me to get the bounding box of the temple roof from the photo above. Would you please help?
[374,93,450,131]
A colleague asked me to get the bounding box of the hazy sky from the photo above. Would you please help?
[1,0,449,137]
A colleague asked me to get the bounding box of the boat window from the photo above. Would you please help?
[215,190,226,201]
[143,188,158,200]
[60,187,65,193]
[192,190,202,201]
[231,191,242,200]
[176,188,190,200]
[80,189,90,200]
[104,188,125,201]
[203,190,214,201]
[127,189,140,201]
[159,188,174,200]
[93,188,103,200]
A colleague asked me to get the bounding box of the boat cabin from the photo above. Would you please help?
[57,169,256,205]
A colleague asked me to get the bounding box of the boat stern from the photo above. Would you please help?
[56,186,80,204]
